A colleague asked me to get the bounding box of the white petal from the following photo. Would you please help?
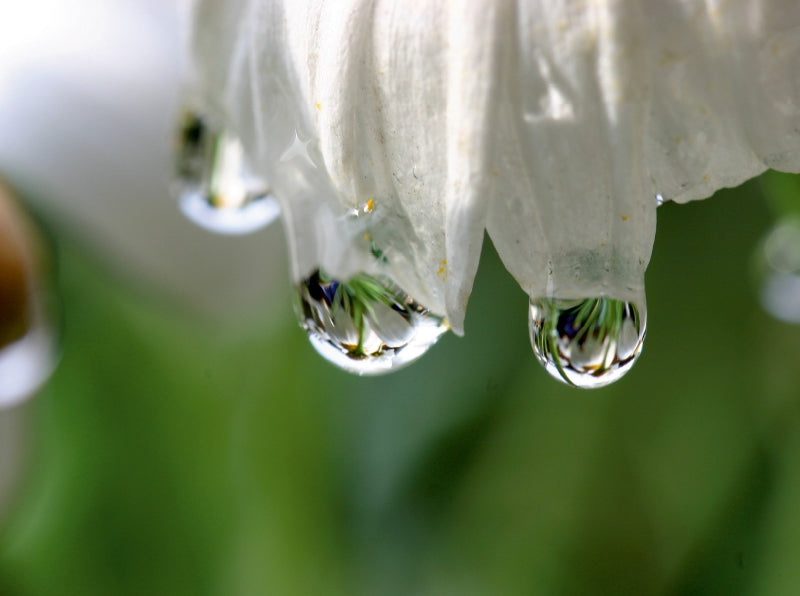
[192,0,511,333]
[192,0,800,328]
[489,1,800,301]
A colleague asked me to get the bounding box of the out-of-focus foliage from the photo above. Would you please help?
[0,177,799,595]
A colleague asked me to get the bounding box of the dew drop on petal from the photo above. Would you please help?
[173,110,280,235]
[529,296,646,389]
[655,193,665,206]
[296,270,449,375]
[756,218,800,324]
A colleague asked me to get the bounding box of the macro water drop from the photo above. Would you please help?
[529,295,646,389]
[173,110,280,235]
[755,218,800,324]
[296,270,449,375]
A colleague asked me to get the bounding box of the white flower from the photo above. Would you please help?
[187,0,800,379]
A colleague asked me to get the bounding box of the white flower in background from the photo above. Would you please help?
[0,0,288,329]
[184,0,800,385]
[0,0,294,411]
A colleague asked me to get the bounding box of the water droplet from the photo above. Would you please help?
[279,131,316,167]
[756,218,800,324]
[0,315,57,410]
[529,296,646,389]
[655,193,665,206]
[297,270,448,375]
[174,110,280,235]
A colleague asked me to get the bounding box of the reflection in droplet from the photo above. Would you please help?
[296,270,449,375]
[529,296,646,389]
[756,218,800,324]
[655,193,665,206]
[174,111,280,235]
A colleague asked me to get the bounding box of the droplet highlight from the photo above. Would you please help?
[529,296,646,389]
[297,270,448,375]
[0,312,57,409]
[174,110,280,235]
[756,218,800,324]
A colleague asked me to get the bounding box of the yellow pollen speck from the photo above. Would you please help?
[600,242,606,247]
[363,233,371,242]
[365,198,374,212]
[621,215,629,222]
[437,259,447,280]
[674,136,682,144]
[315,102,321,111]
[702,174,709,181]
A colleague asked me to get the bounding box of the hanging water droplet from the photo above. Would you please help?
[296,270,448,375]
[529,295,646,389]
[655,193,665,206]
[755,218,800,324]
[173,110,280,235]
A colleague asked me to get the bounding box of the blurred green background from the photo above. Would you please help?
[0,173,799,596]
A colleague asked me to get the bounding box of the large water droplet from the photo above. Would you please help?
[174,110,280,235]
[756,218,800,324]
[529,296,646,389]
[297,270,449,375]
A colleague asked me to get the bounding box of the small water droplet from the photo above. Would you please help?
[174,110,280,235]
[529,296,646,389]
[279,130,316,167]
[0,317,56,409]
[756,218,800,324]
[655,193,665,206]
[297,270,448,375]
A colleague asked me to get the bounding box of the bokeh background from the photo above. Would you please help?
[1,1,800,594]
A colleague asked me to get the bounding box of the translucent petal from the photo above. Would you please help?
[486,1,800,300]
[191,0,800,325]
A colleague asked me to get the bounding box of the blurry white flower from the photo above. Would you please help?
[0,0,288,323]
[0,181,56,409]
